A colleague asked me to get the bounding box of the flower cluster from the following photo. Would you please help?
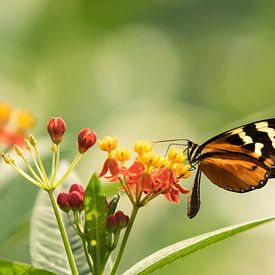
[99,137,191,206]
[57,183,85,212]
[2,116,97,191]
[0,102,35,148]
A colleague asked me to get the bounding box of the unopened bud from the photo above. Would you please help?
[14,145,24,157]
[78,128,97,153]
[69,183,85,196]
[67,191,84,211]
[57,192,70,212]
[115,211,129,229]
[108,192,121,215]
[28,135,37,146]
[24,139,32,151]
[107,215,119,232]
[2,153,15,165]
[47,117,66,145]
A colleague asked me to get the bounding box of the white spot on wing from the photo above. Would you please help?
[230,128,243,135]
[238,131,253,144]
[255,142,264,156]
[255,122,275,148]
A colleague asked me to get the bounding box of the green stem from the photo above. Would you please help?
[21,155,44,184]
[51,144,60,185]
[54,153,82,188]
[11,163,44,188]
[110,205,139,275]
[28,149,46,185]
[83,239,94,274]
[48,189,78,275]
[33,146,49,187]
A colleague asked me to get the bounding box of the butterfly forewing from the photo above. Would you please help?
[200,119,275,164]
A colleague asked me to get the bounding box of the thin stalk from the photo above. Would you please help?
[51,144,60,184]
[67,213,78,232]
[48,189,78,275]
[54,153,82,188]
[118,178,135,205]
[82,239,94,274]
[11,163,45,188]
[20,155,44,184]
[110,205,139,275]
[28,149,47,184]
[33,146,49,186]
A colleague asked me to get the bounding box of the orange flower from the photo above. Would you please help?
[99,138,191,206]
[0,103,35,148]
[99,158,120,182]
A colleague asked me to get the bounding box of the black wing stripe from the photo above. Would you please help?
[226,134,245,145]
[243,125,274,157]
[242,143,255,152]
[201,118,275,148]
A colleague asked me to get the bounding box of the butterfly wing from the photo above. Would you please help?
[200,119,275,167]
[200,151,273,193]
[187,151,274,219]
[188,119,275,218]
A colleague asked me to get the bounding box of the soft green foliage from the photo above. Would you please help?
[0,258,54,274]
[84,173,109,274]
[30,162,90,275]
[124,216,275,274]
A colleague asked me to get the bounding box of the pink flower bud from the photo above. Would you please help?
[107,215,118,232]
[57,192,70,212]
[115,211,129,229]
[68,191,84,211]
[69,183,85,196]
[78,128,97,153]
[47,117,66,144]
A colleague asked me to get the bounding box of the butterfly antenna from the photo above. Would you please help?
[152,138,192,148]
[164,143,189,157]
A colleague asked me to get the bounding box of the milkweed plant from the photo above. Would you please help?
[1,105,274,275]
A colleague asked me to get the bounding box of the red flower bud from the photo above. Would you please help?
[68,191,84,211]
[78,128,97,153]
[69,183,85,196]
[115,211,129,229]
[57,192,70,212]
[47,117,66,144]
[107,215,119,232]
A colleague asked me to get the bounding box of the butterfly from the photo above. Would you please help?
[185,118,275,218]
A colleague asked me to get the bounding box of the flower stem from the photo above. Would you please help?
[51,144,60,185]
[48,189,78,275]
[54,153,82,188]
[83,239,94,274]
[33,146,49,187]
[110,205,139,275]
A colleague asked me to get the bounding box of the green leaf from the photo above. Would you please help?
[30,161,91,275]
[84,173,109,274]
[123,216,275,275]
[0,258,55,274]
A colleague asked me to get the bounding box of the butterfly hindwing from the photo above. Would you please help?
[200,151,271,192]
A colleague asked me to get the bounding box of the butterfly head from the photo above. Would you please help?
[187,141,200,164]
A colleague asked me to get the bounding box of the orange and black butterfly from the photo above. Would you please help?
[186,118,275,218]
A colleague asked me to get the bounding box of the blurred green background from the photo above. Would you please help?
[1,0,275,274]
